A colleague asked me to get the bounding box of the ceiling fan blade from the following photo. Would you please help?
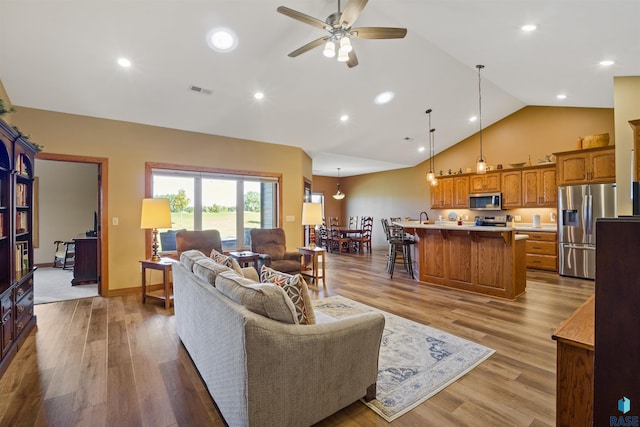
[287,36,329,57]
[351,27,407,39]
[346,49,359,68]
[277,6,329,30]
[340,0,368,28]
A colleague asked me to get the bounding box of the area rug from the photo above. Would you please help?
[313,295,495,422]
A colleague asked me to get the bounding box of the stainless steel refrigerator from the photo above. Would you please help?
[558,183,616,279]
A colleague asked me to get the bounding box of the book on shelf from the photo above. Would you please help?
[16,154,28,177]
[0,212,4,237]
[16,183,27,206]
[16,211,27,233]
[15,241,29,275]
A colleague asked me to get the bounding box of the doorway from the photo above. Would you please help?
[34,153,108,299]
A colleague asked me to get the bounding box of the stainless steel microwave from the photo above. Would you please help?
[469,192,502,210]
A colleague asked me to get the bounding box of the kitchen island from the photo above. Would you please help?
[397,221,528,299]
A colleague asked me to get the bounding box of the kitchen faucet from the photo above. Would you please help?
[419,211,429,223]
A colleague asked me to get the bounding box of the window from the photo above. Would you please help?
[147,164,280,251]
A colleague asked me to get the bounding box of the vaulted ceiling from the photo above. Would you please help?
[1,0,638,176]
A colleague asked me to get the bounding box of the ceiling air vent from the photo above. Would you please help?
[188,85,213,95]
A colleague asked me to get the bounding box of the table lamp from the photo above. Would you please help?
[301,202,323,248]
[140,198,172,261]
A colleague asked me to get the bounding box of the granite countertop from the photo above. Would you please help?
[397,220,557,233]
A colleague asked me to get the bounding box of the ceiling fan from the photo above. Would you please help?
[277,0,407,68]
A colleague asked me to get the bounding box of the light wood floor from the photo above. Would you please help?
[0,249,594,427]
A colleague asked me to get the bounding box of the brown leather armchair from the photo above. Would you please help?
[176,230,222,257]
[249,228,301,274]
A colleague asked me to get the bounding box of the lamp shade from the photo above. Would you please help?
[140,198,172,229]
[301,202,323,226]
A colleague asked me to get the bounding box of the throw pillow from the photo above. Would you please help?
[193,257,232,286]
[180,249,208,271]
[260,266,316,325]
[210,249,244,276]
[216,270,298,324]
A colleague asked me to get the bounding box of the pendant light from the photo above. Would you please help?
[333,167,345,200]
[476,64,487,174]
[425,109,435,182]
[430,128,438,187]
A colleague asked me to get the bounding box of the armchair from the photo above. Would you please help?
[176,230,223,257]
[249,228,302,274]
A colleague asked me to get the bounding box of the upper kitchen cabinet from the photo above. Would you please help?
[431,176,469,209]
[453,176,469,208]
[555,146,615,185]
[501,170,522,208]
[470,172,500,194]
[522,166,557,207]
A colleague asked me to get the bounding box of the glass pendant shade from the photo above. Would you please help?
[427,171,435,182]
[476,157,487,174]
[323,41,336,58]
[431,177,438,187]
[339,37,352,53]
[337,48,349,62]
[333,168,345,199]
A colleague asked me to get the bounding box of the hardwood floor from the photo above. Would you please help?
[0,249,594,426]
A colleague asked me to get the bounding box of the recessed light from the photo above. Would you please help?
[418,146,425,152]
[117,58,131,68]
[374,91,394,105]
[599,60,615,66]
[557,94,567,100]
[521,24,537,32]
[469,116,477,122]
[207,28,238,52]
[254,92,264,100]
[340,114,349,122]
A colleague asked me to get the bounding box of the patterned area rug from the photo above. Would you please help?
[313,295,495,422]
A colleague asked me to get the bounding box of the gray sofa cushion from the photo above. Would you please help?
[216,270,298,324]
[193,257,233,285]
[180,249,208,271]
[260,266,316,325]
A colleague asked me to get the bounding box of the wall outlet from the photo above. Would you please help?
[112,217,119,226]
[550,212,557,222]
[464,215,469,221]
[285,215,295,222]
[514,215,522,222]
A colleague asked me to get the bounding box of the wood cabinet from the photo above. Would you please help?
[522,166,557,207]
[72,237,99,285]
[594,218,640,426]
[470,172,500,193]
[0,119,38,378]
[501,170,522,208]
[430,177,453,208]
[631,119,640,181]
[555,146,615,185]
[552,295,594,427]
[453,176,469,208]
[415,227,526,300]
[522,231,557,271]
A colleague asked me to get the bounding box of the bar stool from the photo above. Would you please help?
[381,219,415,278]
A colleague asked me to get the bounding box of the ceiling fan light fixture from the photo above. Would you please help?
[323,41,336,58]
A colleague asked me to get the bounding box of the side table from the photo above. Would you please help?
[298,247,326,288]
[140,258,175,309]
[228,251,260,270]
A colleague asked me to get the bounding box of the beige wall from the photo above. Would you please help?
[34,159,98,264]
[316,106,615,249]
[613,76,640,215]
[8,106,312,293]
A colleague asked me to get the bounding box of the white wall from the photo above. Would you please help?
[34,159,98,264]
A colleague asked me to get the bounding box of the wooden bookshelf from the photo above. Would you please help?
[0,119,38,377]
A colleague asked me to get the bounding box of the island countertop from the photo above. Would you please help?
[396,220,552,236]
[394,220,527,299]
